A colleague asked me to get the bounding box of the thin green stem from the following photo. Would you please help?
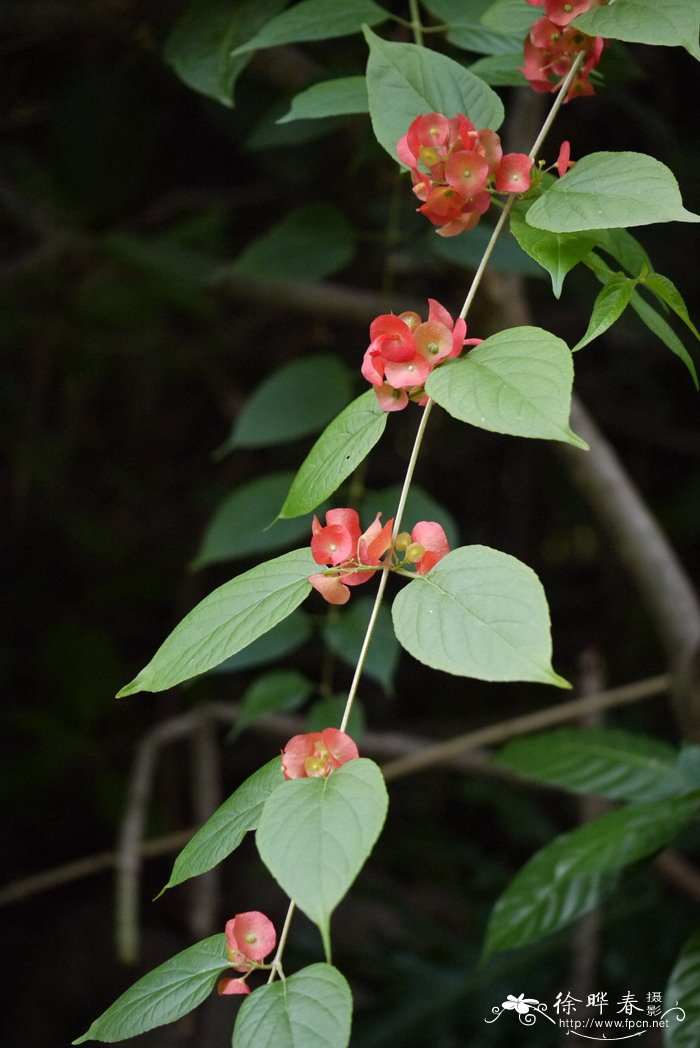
[339,566,390,733]
[407,0,424,46]
[267,900,295,983]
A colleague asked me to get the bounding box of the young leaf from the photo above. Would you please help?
[73,934,228,1043]
[278,77,369,123]
[323,596,400,693]
[526,152,700,232]
[574,0,700,61]
[363,28,504,162]
[665,931,700,1048]
[219,355,354,452]
[425,326,587,449]
[232,204,356,282]
[232,0,389,55]
[234,670,314,738]
[630,290,699,388]
[392,545,569,687]
[573,273,636,351]
[484,792,700,957]
[164,0,287,107]
[256,758,388,953]
[232,963,352,1048]
[593,227,652,277]
[193,473,319,569]
[211,610,314,674]
[117,549,317,696]
[279,390,388,519]
[494,728,683,803]
[509,208,597,297]
[160,758,284,894]
[643,273,700,341]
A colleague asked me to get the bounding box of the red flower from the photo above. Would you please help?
[555,140,574,177]
[409,521,451,575]
[217,976,250,996]
[309,509,393,604]
[520,11,604,101]
[494,153,534,193]
[224,911,277,970]
[363,298,479,413]
[282,728,359,780]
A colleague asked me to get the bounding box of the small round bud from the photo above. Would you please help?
[405,542,426,564]
[394,532,412,553]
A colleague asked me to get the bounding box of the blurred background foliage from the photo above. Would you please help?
[2,2,699,1046]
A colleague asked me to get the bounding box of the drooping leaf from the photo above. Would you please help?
[574,0,700,61]
[323,596,400,693]
[220,356,354,452]
[256,759,388,952]
[73,935,228,1043]
[117,549,317,696]
[160,759,284,894]
[630,291,699,388]
[643,273,700,341]
[211,610,314,674]
[509,207,597,297]
[526,152,700,232]
[392,545,569,687]
[164,0,288,106]
[484,792,700,957]
[665,931,700,1048]
[593,226,652,277]
[193,474,320,569]
[278,77,369,122]
[234,670,314,738]
[279,390,388,519]
[306,695,366,740]
[363,27,504,162]
[360,483,460,549]
[573,273,636,350]
[232,0,389,55]
[232,204,356,281]
[421,0,524,54]
[425,326,587,448]
[232,964,352,1048]
[494,728,683,802]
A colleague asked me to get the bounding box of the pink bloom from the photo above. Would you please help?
[309,509,394,603]
[494,153,533,193]
[225,911,277,969]
[217,976,250,996]
[311,508,361,567]
[282,728,359,780]
[555,140,574,177]
[410,521,451,574]
[520,13,604,101]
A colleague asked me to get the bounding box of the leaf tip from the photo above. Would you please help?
[116,676,144,699]
[565,429,589,451]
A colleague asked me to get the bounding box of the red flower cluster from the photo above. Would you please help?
[217,911,277,996]
[309,507,393,605]
[309,508,451,604]
[362,298,481,412]
[521,0,604,100]
[282,728,359,779]
[398,112,533,236]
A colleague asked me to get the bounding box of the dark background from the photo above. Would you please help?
[2,2,699,1045]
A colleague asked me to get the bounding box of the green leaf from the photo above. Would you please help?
[428,220,544,276]
[257,758,388,951]
[593,227,652,277]
[160,759,284,894]
[425,326,587,449]
[467,52,527,86]
[211,610,314,674]
[232,963,352,1048]
[526,152,700,232]
[484,792,700,957]
[421,0,524,54]
[479,0,539,34]
[221,356,354,453]
[363,28,504,162]
[73,934,228,1043]
[117,549,317,696]
[232,204,356,282]
[233,0,389,55]
[573,273,636,350]
[643,273,700,341]
[360,483,460,549]
[323,596,399,693]
[279,390,388,519]
[306,695,366,739]
[509,207,597,297]
[665,931,700,1048]
[574,0,700,61]
[234,670,314,737]
[164,0,288,107]
[193,474,320,569]
[392,545,569,687]
[278,76,369,123]
[630,290,699,388]
[494,728,684,802]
